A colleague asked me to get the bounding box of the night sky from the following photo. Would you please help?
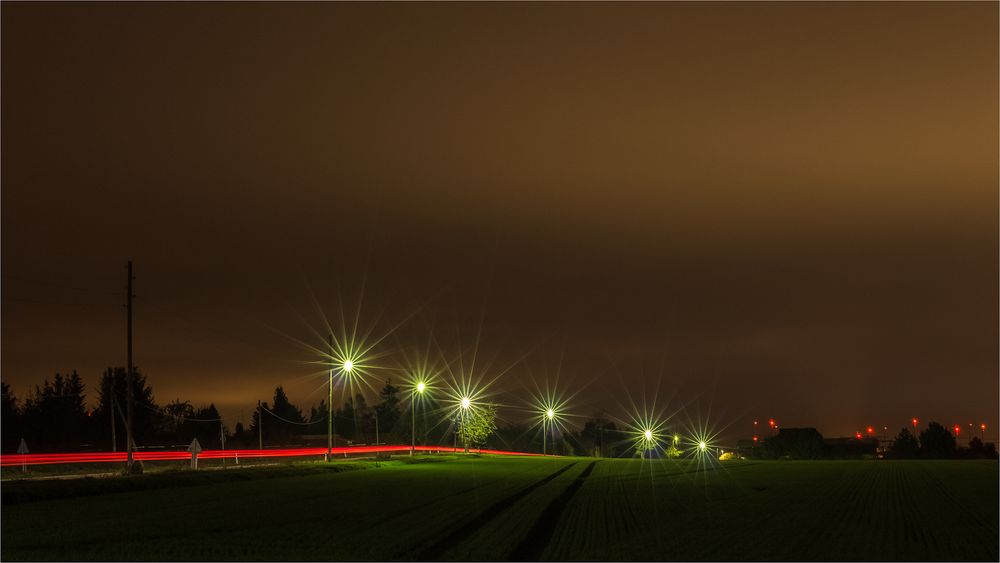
[3,2,997,442]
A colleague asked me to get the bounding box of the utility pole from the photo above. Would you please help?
[125,260,135,471]
[327,333,333,462]
[258,400,263,450]
[110,386,117,452]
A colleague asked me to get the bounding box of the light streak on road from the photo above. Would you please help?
[0,445,543,467]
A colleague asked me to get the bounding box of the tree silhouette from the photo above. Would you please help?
[353,394,374,443]
[1,382,21,452]
[890,427,919,458]
[336,398,356,441]
[375,379,401,439]
[265,387,305,444]
[919,421,957,458]
[160,399,195,441]
[93,367,160,449]
[21,371,88,449]
[308,399,329,435]
[460,404,497,449]
[579,412,616,457]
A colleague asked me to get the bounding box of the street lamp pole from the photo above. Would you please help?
[411,382,425,456]
[327,333,334,462]
[460,397,471,453]
[544,408,555,456]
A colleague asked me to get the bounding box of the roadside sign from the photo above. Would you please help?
[17,438,27,472]
[189,438,202,469]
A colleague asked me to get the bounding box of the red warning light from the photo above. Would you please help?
[954,425,961,435]
[856,432,862,440]
[752,436,758,443]
[866,426,874,434]
[768,419,775,428]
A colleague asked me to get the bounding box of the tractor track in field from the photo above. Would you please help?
[369,482,490,529]
[508,460,600,561]
[415,461,579,561]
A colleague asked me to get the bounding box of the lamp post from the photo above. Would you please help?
[326,360,354,461]
[544,408,555,455]
[642,429,653,459]
[411,381,426,455]
[327,334,334,462]
[460,397,471,453]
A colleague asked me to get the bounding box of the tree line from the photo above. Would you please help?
[1,368,510,454]
[748,423,997,460]
[5,370,994,460]
[1,368,648,458]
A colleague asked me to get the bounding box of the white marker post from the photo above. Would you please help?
[188,438,203,470]
[17,438,28,473]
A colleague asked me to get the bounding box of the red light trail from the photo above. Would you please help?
[0,445,542,467]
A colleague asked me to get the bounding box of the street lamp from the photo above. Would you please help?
[327,334,335,461]
[639,429,655,459]
[411,381,427,455]
[460,397,471,453]
[543,408,556,456]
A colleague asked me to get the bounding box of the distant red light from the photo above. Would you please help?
[768,419,775,428]
[856,432,862,440]
[912,418,918,426]
[982,424,987,431]
[752,436,758,442]
[954,425,961,435]
[866,426,874,434]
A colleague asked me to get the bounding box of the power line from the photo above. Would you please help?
[262,406,321,426]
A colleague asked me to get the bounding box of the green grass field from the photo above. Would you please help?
[2,455,997,561]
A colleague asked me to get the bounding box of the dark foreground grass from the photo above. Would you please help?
[1,455,996,561]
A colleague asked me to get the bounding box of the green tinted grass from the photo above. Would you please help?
[1,456,996,561]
